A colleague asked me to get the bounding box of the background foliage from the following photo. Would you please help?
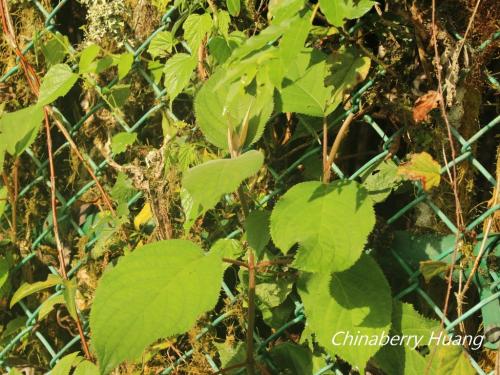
[0,0,499,374]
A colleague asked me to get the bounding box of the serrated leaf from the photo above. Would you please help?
[183,13,212,51]
[194,68,274,149]
[148,31,174,59]
[182,151,263,228]
[326,47,371,113]
[374,301,440,375]
[244,210,271,256]
[0,105,44,156]
[38,64,79,106]
[298,255,392,371]
[394,302,440,342]
[270,180,375,272]
[10,274,62,308]
[277,49,331,117]
[397,152,441,191]
[111,132,137,155]
[270,343,313,375]
[90,239,224,374]
[79,44,100,73]
[319,0,375,27]
[163,53,197,101]
[226,0,240,16]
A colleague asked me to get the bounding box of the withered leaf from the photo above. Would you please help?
[413,90,440,123]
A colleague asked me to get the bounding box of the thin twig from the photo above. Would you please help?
[323,112,355,183]
[46,107,116,216]
[222,258,249,268]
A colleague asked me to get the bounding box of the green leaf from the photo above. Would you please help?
[210,239,244,266]
[182,151,263,228]
[90,239,224,374]
[183,13,212,51]
[50,352,82,375]
[111,132,137,155]
[361,160,401,203]
[79,44,100,73]
[41,34,69,67]
[0,256,9,289]
[208,36,232,64]
[419,260,450,283]
[0,105,44,156]
[433,345,475,375]
[298,255,392,371]
[279,14,311,64]
[228,23,287,62]
[270,180,375,272]
[148,31,174,59]
[277,49,332,117]
[194,68,274,149]
[268,0,306,24]
[148,60,164,84]
[38,294,65,321]
[226,0,240,16]
[397,152,441,191]
[374,301,440,375]
[216,341,246,373]
[163,53,197,101]
[270,343,313,375]
[0,185,7,218]
[38,64,79,106]
[375,343,428,375]
[319,0,375,27]
[106,84,130,109]
[115,53,134,80]
[73,360,99,375]
[110,172,136,204]
[244,210,271,256]
[326,47,371,113]
[10,274,62,308]
[62,278,78,321]
[217,10,231,39]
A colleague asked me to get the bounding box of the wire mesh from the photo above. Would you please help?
[0,1,498,374]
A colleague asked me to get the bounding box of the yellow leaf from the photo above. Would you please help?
[134,203,153,230]
[397,152,441,191]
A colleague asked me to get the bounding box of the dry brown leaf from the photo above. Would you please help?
[412,90,441,123]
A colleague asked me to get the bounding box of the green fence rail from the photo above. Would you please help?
[0,1,498,374]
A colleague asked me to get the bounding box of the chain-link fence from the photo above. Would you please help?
[0,1,498,374]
